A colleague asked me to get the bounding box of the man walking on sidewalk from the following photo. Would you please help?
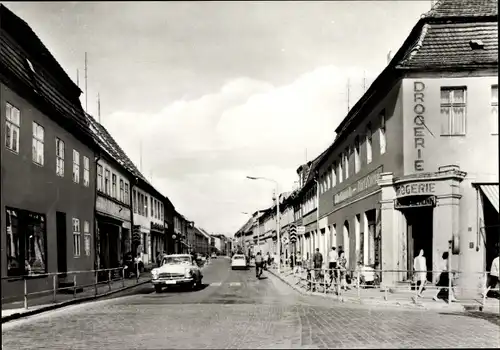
[313,248,323,290]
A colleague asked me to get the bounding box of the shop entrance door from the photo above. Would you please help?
[405,207,433,282]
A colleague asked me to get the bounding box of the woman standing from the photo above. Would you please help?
[433,252,458,302]
[338,250,349,291]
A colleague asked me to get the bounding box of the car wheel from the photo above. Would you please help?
[154,285,162,293]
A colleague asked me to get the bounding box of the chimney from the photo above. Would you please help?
[387,50,393,64]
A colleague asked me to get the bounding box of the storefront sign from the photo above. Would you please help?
[413,81,426,172]
[150,222,165,232]
[333,167,382,205]
[394,195,436,209]
[396,182,436,198]
[96,196,131,222]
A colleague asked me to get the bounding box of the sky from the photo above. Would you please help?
[4,1,433,236]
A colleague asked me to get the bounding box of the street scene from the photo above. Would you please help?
[1,0,499,349]
[3,258,499,349]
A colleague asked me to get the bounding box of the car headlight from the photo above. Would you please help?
[185,268,192,278]
[151,269,159,279]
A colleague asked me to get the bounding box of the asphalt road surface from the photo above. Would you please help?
[2,258,499,349]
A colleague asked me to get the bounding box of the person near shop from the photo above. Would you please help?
[312,248,324,289]
[255,252,264,278]
[483,251,499,298]
[433,251,458,302]
[338,250,349,291]
[413,249,427,298]
[328,247,339,285]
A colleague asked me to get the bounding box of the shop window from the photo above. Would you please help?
[440,87,467,135]
[366,124,372,164]
[112,174,117,198]
[32,122,44,165]
[379,112,386,154]
[492,85,498,135]
[56,138,65,177]
[119,179,125,202]
[84,221,91,256]
[354,136,360,174]
[83,156,90,187]
[5,102,20,153]
[73,150,80,183]
[104,169,110,195]
[6,208,47,277]
[73,218,81,257]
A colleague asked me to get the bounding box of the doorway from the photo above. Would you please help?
[405,207,433,282]
[56,212,67,277]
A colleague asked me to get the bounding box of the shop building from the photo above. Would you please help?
[0,5,98,298]
[307,0,499,295]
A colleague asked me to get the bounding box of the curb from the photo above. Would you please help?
[267,270,478,313]
[1,279,151,324]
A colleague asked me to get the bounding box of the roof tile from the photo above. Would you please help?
[426,0,498,18]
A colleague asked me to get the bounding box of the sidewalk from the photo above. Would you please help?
[269,266,500,314]
[2,275,151,322]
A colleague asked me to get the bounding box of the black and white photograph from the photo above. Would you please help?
[1,0,499,348]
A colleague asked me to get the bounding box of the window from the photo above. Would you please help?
[83,156,90,187]
[112,174,117,198]
[440,87,466,135]
[133,190,137,213]
[337,160,343,184]
[72,150,80,183]
[331,163,337,187]
[125,183,130,205]
[379,112,386,154]
[105,170,110,195]
[344,148,349,179]
[5,103,20,153]
[492,85,498,134]
[160,204,164,221]
[83,221,91,256]
[32,122,44,165]
[6,209,47,276]
[97,165,103,192]
[56,138,65,177]
[72,218,81,257]
[150,197,153,217]
[327,167,332,189]
[154,200,157,219]
[354,136,360,174]
[366,124,373,164]
[119,179,124,202]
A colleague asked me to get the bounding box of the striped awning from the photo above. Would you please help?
[478,184,499,213]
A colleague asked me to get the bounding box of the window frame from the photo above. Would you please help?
[111,173,117,198]
[83,221,91,256]
[133,189,138,213]
[366,123,373,164]
[97,165,104,192]
[72,218,81,257]
[32,121,45,166]
[354,136,361,174]
[5,102,21,154]
[119,179,125,202]
[125,183,130,205]
[104,169,111,195]
[72,149,80,183]
[343,148,349,180]
[56,138,65,177]
[83,156,90,187]
[440,87,467,136]
[379,112,386,154]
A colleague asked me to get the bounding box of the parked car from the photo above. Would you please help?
[211,253,217,259]
[151,254,203,293]
[231,254,248,270]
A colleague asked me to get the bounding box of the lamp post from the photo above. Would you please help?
[246,176,281,274]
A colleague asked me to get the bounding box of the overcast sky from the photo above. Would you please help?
[5,1,432,236]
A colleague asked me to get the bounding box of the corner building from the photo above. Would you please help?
[314,0,498,296]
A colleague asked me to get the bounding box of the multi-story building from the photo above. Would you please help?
[193,226,209,255]
[132,182,165,266]
[163,196,175,254]
[173,212,183,254]
[0,4,98,297]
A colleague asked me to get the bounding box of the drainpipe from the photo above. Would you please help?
[93,153,101,272]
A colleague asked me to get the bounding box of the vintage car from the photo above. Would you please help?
[151,254,203,293]
[231,254,248,270]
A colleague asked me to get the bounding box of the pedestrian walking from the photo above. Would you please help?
[433,252,458,302]
[482,250,499,298]
[255,252,263,278]
[313,248,323,290]
[338,250,348,291]
[413,249,427,297]
[328,246,339,282]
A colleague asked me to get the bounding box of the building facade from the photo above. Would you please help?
[163,196,175,254]
[0,4,98,297]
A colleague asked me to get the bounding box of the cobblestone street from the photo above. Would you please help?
[2,259,499,349]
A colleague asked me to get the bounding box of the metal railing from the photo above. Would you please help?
[1,266,146,310]
[275,264,499,307]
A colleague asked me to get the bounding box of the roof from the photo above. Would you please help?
[425,0,498,18]
[0,5,81,99]
[398,21,498,69]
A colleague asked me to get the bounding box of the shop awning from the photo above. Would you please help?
[478,184,499,213]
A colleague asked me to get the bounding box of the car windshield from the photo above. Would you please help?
[233,256,245,260]
[162,256,192,265]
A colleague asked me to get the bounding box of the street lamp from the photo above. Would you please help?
[241,211,251,251]
[246,176,281,274]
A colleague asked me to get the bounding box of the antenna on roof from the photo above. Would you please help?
[97,93,101,123]
[84,52,88,112]
[347,78,351,113]
[76,69,79,87]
